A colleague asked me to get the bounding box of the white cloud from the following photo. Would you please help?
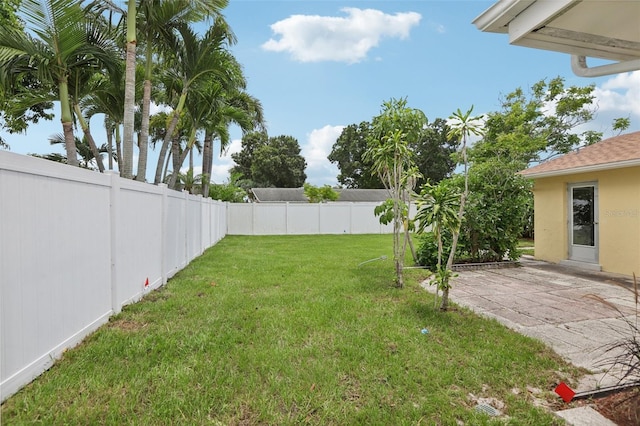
[593,70,640,119]
[149,102,172,115]
[262,8,421,64]
[302,125,344,185]
[210,139,242,183]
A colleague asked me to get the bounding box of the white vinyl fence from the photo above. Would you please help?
[227,202,410,235]
[0,150,408,401]
[0,151,226,401]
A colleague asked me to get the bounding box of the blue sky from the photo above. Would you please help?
[4,0,640,185]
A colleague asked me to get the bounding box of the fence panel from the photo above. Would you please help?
[0,151,227,402]
[0,153,112,401]
[287,204,320,234]
[226,202,395,235]
[114,177,164,305]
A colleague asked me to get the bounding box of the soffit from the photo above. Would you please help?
[473,0,640,62]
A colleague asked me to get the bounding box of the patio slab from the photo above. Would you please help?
[420,257,638,392]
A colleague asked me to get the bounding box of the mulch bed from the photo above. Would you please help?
[575,387,640,426]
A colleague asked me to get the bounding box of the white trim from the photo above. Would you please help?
[522,158,640,179]
[473,0,534,32]
[508,0,575,44]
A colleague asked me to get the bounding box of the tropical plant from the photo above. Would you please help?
[364,98,426,288]
[415,180,461,307]
[303,183,339,203]
[134,0,229,182]
[435,106,484,310]
[154,23,236,187]
[0,0,118,167]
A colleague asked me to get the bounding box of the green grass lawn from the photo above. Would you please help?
[1,235,575,424]
[518,238,535,256]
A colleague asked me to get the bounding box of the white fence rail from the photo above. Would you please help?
[0,151,226,401]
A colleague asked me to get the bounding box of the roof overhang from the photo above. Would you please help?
[473,0,640,77]
[521,158,640,179]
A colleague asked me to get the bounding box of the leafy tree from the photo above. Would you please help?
[365,97,426,288]
[457,160,532,262]
[0,0,21,29]
[329,118,458,189]
[328,122,382,188]
[303,183,339,203]
[231,132,307,188]
[471,77,599,168]
[412,118,459,188]
[209,173,247,202]
[33,133,114,169]
[230,131,267,180]
[153,24,236,186]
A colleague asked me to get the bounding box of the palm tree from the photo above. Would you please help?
[153,22,236,186]
[135,0,229,182]
[0,0,117,167]
[201,90,264,197]
[120,0,137,179]
[81,65,127,172]
[45,133,114,169]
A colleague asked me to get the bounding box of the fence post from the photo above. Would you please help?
[107,171,121,314]
[160,183,168,285]
[183,190,188,266]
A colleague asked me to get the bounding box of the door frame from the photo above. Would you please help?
[567,181,599,264]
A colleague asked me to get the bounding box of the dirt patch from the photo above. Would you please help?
[576,387,640,426]
[108,319,147,332]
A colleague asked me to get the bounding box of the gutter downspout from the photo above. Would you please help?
[571,55,640,77]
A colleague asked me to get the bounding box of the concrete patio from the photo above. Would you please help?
[422,257,638,392]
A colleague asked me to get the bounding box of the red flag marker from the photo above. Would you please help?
[554,382,575,403]
[144,278,149,287]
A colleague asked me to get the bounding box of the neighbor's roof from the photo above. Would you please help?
[520,131,640,178]
[250,188,390,203]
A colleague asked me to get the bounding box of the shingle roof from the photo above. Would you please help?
[520,131,640,178]
[250,188,390,203]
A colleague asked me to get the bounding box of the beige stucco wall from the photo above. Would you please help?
[531,166,640,276]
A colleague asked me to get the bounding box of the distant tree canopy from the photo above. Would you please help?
[0,0,53,151]
[0,0,21,29]
[230,131,307,188]
[469,76,602,170]
[328,118,458,189]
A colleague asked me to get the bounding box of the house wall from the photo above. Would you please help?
[532,166,640,276]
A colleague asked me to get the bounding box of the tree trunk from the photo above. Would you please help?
[201,131,213,197]
[135,78,152,182]
[58,81,78,167]
[106,119,113,170]
[154,91,186,184]
[73,104,104,172]
[441,141,469,311]
[121,0,137,179]
[62,121,77,166]
[168,138,184,189]
[115,125,123,170]
[154,139,171,184]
